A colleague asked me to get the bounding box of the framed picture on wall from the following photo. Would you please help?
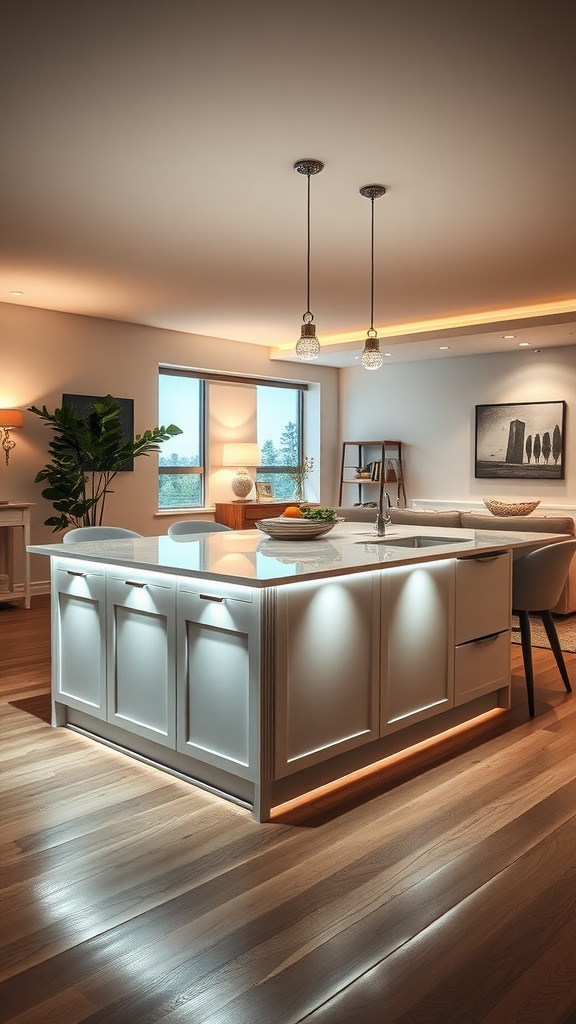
[255,481,274,501]
[475,401,566,479]
[63,394,135,472]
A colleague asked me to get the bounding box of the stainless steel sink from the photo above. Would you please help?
[364,535,472,547]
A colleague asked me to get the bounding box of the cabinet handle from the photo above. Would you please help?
[199,593,225,603]
[473,632,501,645]
[125,580,147,588]
[458,553,503,562]
[67,570,87,578]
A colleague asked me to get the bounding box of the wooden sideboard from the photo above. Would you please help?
[0,502,33,608]
[214,501,298,530]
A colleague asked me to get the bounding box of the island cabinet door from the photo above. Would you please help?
[454,551,511,706]
[106,570,176,747]
[53,561,107,719]
[274,573,380,778]
[381,559,455,734]
[175,582,259,780]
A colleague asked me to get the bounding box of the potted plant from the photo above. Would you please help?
[30,394,182,531]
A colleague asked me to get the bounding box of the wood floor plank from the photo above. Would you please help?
[3,597,576,1023]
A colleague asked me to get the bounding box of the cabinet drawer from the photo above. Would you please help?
[455,552,511,644]
[454,630,510,705]
[54,565,107,718]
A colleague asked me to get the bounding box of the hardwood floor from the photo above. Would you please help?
[2,596,576,1023]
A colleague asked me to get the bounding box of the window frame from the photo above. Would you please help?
[158,367,308,511]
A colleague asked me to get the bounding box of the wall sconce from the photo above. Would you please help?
[0,410,23,465]
[222,442,262,501]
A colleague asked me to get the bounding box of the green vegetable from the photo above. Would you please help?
[300,506,336,521]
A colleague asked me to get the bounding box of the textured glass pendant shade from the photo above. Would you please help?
[361,332,384,370]
[296,317,320,360]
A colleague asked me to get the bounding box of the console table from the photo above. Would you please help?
[0,502,33,608]
[215,500,299,530]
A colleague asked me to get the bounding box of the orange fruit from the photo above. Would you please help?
[282,505,303,518]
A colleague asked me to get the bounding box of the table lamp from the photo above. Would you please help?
[222,442,262,501]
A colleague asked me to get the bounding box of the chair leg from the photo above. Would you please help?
[541,610,572,693]
[517,610,535,717]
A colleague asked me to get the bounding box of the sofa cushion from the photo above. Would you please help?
[460,513,575,536]
[390,508,462,529]
[335,506,379,522]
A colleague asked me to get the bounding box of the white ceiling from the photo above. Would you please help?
[1,0,576,366]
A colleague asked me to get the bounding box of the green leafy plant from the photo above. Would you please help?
[29,395,182,531]
[300,506,336,521]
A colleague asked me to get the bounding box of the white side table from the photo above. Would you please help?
[0,502,34,608]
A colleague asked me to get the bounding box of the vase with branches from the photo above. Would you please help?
[287,455,314,503]
[30,395,182,531]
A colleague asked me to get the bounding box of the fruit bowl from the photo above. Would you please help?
[254,517,342,540]
[483,498,541,517]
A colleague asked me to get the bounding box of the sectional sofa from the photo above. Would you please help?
[335,505,576,614]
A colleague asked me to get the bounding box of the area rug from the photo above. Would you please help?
[511,614,576,653]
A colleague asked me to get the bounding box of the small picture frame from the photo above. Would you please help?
[255,481,274,501]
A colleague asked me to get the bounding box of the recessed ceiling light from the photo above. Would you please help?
[503,334,515,339]
[9,289,23,296]
[438,345,450,351]
[384,352,393,357]
[518,342,531,347]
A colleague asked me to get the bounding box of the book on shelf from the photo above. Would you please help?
[370,460,381,481]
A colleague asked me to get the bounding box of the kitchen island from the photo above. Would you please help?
[29,521,560,820]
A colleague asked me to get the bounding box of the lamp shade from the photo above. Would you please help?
[0,409,23,428]
[222,442,262,468]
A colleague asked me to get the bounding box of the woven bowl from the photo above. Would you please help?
[483,498,541,517]
[254,517,341,540]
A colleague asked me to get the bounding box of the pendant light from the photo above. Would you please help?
[294,159,324,360]
[359,183,386,370]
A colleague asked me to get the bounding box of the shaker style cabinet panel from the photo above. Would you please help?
[454,552,511,644]
[274,573,380,777]
[454,552,511,706]
[53,563,107,719]
[454,631,510,706]
[106,571,176,747]
[176,582,259,779]
[381,559,455,733]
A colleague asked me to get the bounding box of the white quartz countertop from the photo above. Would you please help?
[28,521,567,588]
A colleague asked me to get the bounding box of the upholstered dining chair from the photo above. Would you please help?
[512,539,576,717]
[167,521,231,537]
[63,526,142,543]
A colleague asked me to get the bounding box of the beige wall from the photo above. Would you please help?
[1,301,340,590]
[339,345,576,512]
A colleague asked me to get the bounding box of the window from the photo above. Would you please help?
[256,385,303,498]
[158,369,307,510]
[158,371,204,509]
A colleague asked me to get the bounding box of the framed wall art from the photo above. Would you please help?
[475,401,566,479]
[63,394,135,472]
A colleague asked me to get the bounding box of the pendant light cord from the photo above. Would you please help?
[306,171,312,318]
[369,195,375,333]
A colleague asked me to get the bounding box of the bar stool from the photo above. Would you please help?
[168,521,231,537]
[63,526,142,543]
[512,539,576,716]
